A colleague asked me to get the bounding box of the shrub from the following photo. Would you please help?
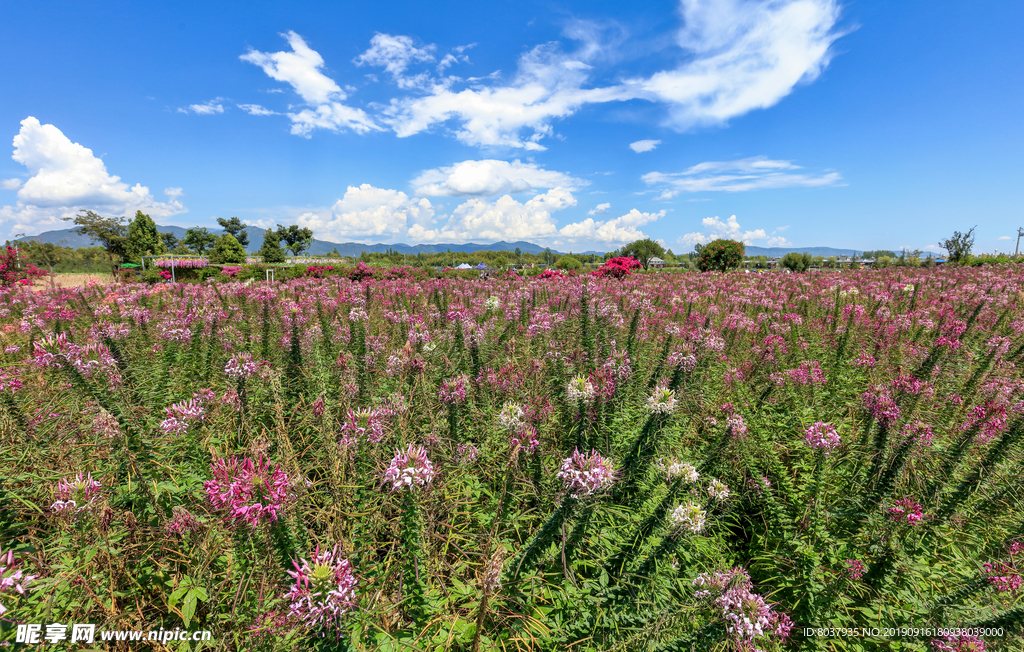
[0,245,46,286]
[260,228,286,264]
[593,256,640,278]
[209,233,247,264]
[780,252,812,272]
[695,239,744,272]
[555,255,583,271]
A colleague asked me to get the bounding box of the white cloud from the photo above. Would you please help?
[164,187,184,198]
[997,235,1012,240]
[588,202,611,215]
[678,215,786,248]
[296,184,434,241]
[382,0,843,149]
[0,117,186,236]
[241,31,382,136]
[559,208,666,245]
[1,178,21,190]
[238,103,279,116]
[354,33,436,88]
[437,45,474,73]
[630,139,661,153]
[644,156,841,194]
[410,188,574,242]
[411,159,584,197]
[179,99,225,115]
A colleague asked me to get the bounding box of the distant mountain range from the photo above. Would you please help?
[15,226,603,257]
[16,226,878,260]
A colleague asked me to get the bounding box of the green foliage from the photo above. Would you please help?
[182,227,217,255]
[216,216,250,248]
[125,210,166,264]
[209,233,247,264]
[694,238,744,272]
[62,210,128,266]
[780,251,812,272]
[260,228,287,263]
[554,254,583,271]
[276,224,314,256]
[617,238,667,269]
[939,226,977,264]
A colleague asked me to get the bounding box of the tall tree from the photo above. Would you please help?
[619,238,666,269]
[62,210,128,268]
[260,228,286,263]
[275,224,314,256]
[182,227,217,255]
[209,233,247,264]
[161,231,179,251]
[216,217,250,248]
[939,226,976,264]
[695,239,744,272]
[125,211,166,264]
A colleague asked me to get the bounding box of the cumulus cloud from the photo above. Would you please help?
[0,117,186,236]
[355,33,436,88]
[998,235,1012,241]
[630,139,661,153]
[179,99,225,115]
[559,208,666,245]
[296,183,434,241]
[410,188,574,242]
[1,178,21,190]
[411,159,584,197]
[238,103,279,116]
[643,156,841,195]
[588,202,611,215]
[241,31,381,136]
[678,215,788,247]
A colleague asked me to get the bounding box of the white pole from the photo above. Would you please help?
[171,256,176,283]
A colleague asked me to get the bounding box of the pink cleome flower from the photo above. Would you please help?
[383,444,435,491]
[888,497,924,525]
[284,544,358,630]
[557,448,616,497]
[204,456,289,528]
[931,634,986,652]
[52,472,103,513]
[225,352,259,381]
[438,376,468,405]
[804,421,842,453]
[0,544,37,616]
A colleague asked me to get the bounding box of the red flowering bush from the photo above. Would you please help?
[592,256,641,278]
[0,245,47,287]
[349,261,376,282]
[305,264,335,278]
[540,269,567,279]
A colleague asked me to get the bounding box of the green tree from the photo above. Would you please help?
[182,227,217,255]
[780,252,812,272]
[260,228,286,263]
[939,227,976,264]
[21,241,69,282]
[695,239,744,272]
[62,210,129,268]
[125,211,166,264]
[209,233,247,264]
[862,250,897,259]
[161,231,179,251]
[216,217,250,248]
[619,238,666,269]
[555,254,583,271]
[275,224,314,256]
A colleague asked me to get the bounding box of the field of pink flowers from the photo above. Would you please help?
[0,266,1022,651]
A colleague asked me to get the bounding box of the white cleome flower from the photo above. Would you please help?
[669,502,707,534]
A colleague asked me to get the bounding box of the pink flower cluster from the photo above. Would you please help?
[204,456,289,528]
[382,444,435,491]
[221,266,242,277]
[888,497,924,525]
[153,257,209,269]
[339,408,387,447]
[439,376,468,404]
[284,544,358,630]
[0,544,36,616]
[511,424,540,453]
[592,256,640,279]
[160,391,213,436]
[225,352,259,381]
[788,360,826,385]
[52,472,103,513]
[931,634,986,651]
[863,385,901,422]
[165,507,202,536]
[804,421,841,453]
[982,541,1022,593]
[846,559,866,580]
[557,448,616,497]
[692,567,792,645]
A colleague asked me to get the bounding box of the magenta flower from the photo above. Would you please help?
[340,408,387,447]
[804,421,841,453]
[204,456,289,528]
[225,352,259,381]
[888,497,924,525]
[284,544,358,630]
[511,424,540,453]
[0,544,36,616]
[931,634,986,651]
[557,448,616,497]
[692,567,792,645]
[382,444,435,491]
[52,472,103,513]
[165,507,203,536]
[846,559,865,580]
[439,376,467,404]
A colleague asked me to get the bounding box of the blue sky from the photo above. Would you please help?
[1,0,1022,254]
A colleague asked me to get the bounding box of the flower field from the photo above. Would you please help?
[1,266,1023,651]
